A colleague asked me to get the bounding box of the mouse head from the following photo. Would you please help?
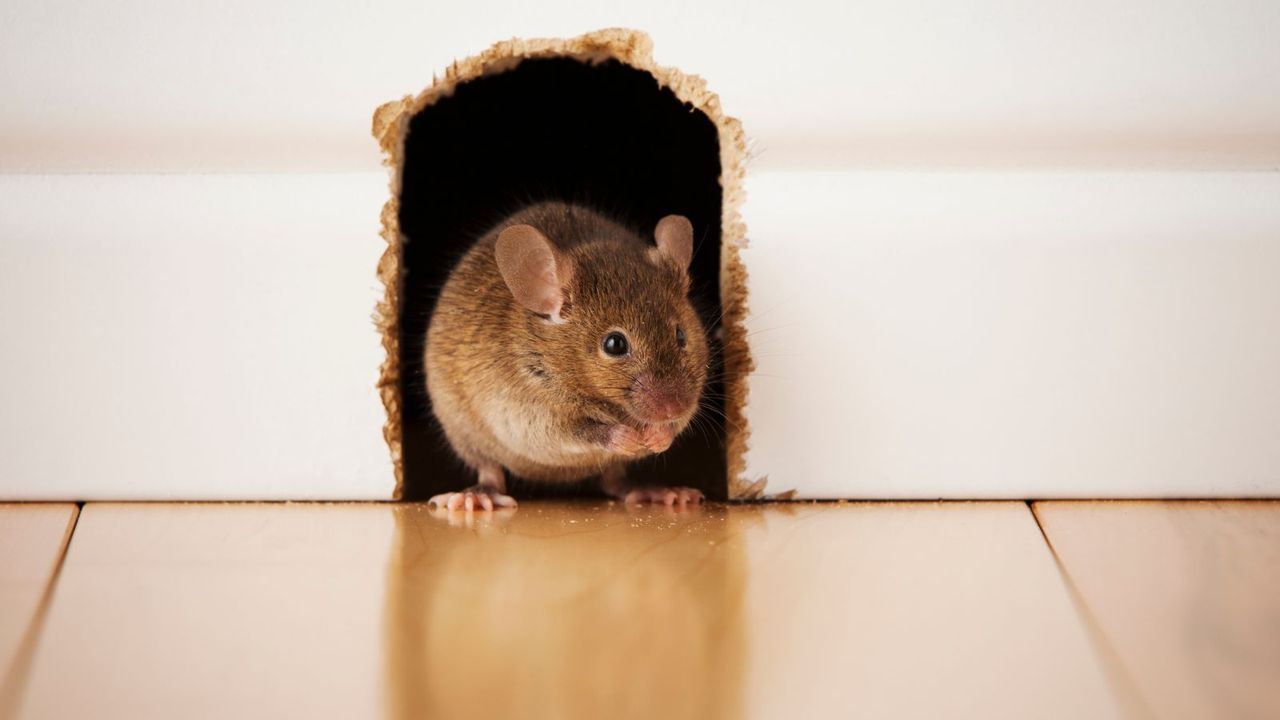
[496,214,710,427]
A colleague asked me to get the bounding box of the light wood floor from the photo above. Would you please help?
[1,501,1276,719]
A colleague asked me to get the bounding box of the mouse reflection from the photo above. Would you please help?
[383,502,748,720]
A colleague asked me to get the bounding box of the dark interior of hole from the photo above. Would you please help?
[397,57,726,501]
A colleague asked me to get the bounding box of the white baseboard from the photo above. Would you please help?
[0,174,393,500]
[743,170,1280,498]
[3,171,1277,499]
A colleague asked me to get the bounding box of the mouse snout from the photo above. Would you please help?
[631,374,693,423]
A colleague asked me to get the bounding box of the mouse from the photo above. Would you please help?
[423,201,711,511]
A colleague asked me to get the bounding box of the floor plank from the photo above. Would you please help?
[1035,501,1280,720]
[0,504,78,713]
[20,501,1120,719]
[18,503,396,720]
[737,502,1124,719]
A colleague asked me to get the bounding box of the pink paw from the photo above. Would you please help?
[623,487,704,506]
[640,424,675,453]
[606,424,647,456]
[428,486,517,512]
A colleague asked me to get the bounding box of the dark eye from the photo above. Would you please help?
[602,331,629,357]
[676,326,687,348]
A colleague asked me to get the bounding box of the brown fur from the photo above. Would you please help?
[425,202,710,486]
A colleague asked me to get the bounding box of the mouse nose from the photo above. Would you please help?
[650,395,685,422]
[634,375,692,423]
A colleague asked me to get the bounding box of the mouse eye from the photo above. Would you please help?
[602,331,629,357]
[676,326,687,349]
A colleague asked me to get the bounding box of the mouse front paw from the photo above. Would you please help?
[605,424,648,456]
[640,424,675,453]
[428,485,517,512]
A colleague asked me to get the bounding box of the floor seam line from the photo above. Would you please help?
[0,503,83,720]
[1027,501,1156,720]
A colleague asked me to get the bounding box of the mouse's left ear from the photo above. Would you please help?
[496,224,573,323]
[654,215,694,272]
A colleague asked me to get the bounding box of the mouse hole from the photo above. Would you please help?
[373,29,755,501]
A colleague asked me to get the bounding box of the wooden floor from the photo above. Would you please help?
[0,501,1276,719]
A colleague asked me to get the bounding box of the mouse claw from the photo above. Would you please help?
[640,424,676,454]
[605,424,648,456]
[623,487,704,507]
[428,486,517,512]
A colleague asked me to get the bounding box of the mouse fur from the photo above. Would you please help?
[424,201,710,510]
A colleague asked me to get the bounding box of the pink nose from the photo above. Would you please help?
[634,375,690,422]
[648,394,686,422]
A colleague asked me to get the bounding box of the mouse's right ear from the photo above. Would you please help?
[653,215,694,272]
[495,224,572,323]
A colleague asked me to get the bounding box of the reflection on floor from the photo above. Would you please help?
[0,500,1276,719]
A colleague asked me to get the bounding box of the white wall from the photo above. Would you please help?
[1,0,1277,172]
[1,1,1278,498]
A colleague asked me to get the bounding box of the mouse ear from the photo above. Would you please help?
[654,215,694,272]
[495,224,571,322]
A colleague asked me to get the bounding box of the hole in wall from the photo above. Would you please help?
[397,57,726,500]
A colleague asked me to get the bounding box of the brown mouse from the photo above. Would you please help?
[423,201,710,510]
